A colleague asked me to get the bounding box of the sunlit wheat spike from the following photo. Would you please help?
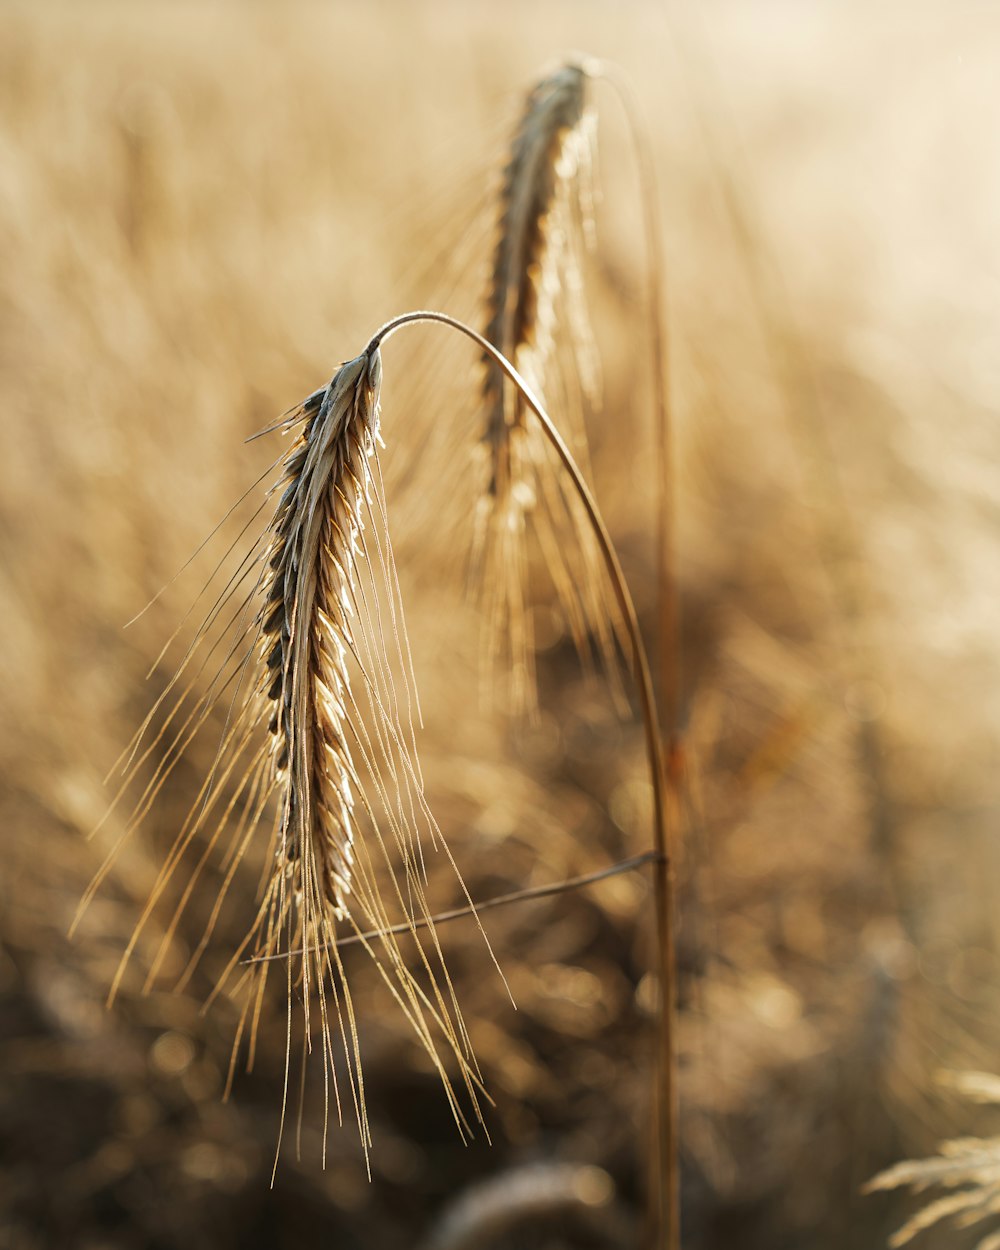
[232,349,489,1165]
[478,60,623,713]
[88,349,487,1169]
[263,354,374,918]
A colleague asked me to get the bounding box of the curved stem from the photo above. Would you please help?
[369,311,664,831]
[368,309,677,1250]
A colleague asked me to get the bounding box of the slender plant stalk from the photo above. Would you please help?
[367,310,678,1250]
[594,64,678,759]
[246,850,664,960]
[591,63,680,1250]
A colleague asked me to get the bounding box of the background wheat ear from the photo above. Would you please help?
[476,59,624,715]
[865,1071,1000,1249]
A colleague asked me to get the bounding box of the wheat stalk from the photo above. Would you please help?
[368,308,677,1250]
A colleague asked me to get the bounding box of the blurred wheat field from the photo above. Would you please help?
[2,3,1000,1248]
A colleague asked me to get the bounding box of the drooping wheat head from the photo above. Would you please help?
[477,61,623,712]
[79,350,487,1167]
[246,350,490,1161]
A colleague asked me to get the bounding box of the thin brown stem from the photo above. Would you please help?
[243,850,664,963]
[591,64,679,1250]
[594,64,678,756]
[368,309,677,1250]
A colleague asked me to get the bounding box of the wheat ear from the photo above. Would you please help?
[865,1071,1000,1248]
[248,349,492,1168]
[79,349,490,1172]
[478,60,621,711]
